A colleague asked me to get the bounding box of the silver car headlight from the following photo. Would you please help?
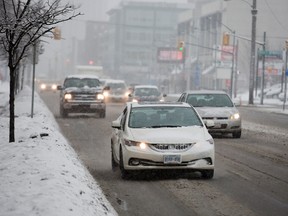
[124,139,147,149]
[64,93,72,100]
[230,113,240,120]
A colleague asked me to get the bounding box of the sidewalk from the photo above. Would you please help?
[0,82,118,216]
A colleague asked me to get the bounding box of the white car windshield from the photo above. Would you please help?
[128,106,203,128]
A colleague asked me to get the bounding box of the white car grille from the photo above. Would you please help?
[150,143,194,152]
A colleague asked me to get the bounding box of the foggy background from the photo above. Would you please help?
[35,0,288,94]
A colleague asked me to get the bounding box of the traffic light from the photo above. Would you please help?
[223,32,230,45]
[52,27,61,40]
[178,41,184,52]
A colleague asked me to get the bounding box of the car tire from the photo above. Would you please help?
[201,170,214,179]
[232,131,241,138]
[60,106,68,118]
[119,146,130,180]
[111,143,118,172]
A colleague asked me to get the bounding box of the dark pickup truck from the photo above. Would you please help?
[57,74,108,118]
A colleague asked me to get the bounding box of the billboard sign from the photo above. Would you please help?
[157,47,184,63]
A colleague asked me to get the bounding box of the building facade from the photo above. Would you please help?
[105,1,190,86]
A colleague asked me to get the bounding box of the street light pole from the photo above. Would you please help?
[230,30,236,98]
[248,0,257,104]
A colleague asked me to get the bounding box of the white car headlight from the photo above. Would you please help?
[64,93,72,100]
[124,139,147,149]
[97,94,104,100]
[231,113,240,120]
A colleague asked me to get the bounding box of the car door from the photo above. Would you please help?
[115,106,128,161]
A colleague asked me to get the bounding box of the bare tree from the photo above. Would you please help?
[0,0,81,142]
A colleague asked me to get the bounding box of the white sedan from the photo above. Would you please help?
[111,102,215,179]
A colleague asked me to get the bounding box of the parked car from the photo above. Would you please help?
[128,85,164,102]
[57,74,107,118]
[102,79,129,102]
[178,90,241,138]
[111,102,215,179]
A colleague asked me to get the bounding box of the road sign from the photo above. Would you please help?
[286,69,288,76]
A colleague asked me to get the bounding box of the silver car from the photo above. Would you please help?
[178,90,241,138]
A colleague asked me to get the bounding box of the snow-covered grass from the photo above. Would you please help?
[0,82,117,216]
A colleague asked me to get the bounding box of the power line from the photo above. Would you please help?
[264,0,288,33]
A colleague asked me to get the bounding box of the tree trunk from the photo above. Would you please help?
[9,67,15,143]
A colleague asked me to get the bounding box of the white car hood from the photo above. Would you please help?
[129,126,209,143]
[195,107,238,118]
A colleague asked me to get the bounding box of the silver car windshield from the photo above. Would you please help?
[128,106,203,128]
[187,94,233,107]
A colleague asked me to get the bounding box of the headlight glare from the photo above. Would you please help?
[51,84,57,90]
[124,139,147,149]
[97,94,104,100]
[231,113,240,120]
[40,84,46,89]
[64,93,72,100]
[103,91,109,97]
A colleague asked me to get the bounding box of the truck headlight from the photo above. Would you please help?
[64,93,72,100]
[97,94,104,100]
[103,91,109,97]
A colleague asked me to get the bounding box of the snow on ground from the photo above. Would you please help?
[0,82,117,216]
[0,81,287,216]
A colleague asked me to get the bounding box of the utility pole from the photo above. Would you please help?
[283,40,288,111]
[260,32,266,105]
[230,30,236,98]
[248,0,257,104]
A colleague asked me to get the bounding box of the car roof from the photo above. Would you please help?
[134,85,158,89]
[183,90,228,95]
[66,74,100,79]
[128,101,191,108]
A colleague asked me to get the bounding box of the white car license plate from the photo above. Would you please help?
[164,155,181,164]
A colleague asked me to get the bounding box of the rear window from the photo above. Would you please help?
[186,94,233,107]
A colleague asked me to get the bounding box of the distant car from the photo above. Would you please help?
[38,80,58,93]
[178,90,241,138]
[102,79,129,102]
[57,74,107,118]
[128,85,164,102]
[111,102,215,179]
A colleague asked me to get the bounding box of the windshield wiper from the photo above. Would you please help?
[150,125,182,128]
